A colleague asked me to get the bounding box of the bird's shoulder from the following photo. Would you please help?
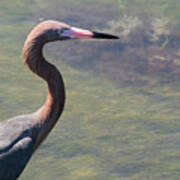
[0,135,34,179]
[0,114,36,153]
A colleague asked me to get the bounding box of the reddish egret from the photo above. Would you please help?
[0,20,118,179]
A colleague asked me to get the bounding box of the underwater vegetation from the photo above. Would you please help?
[0,0,180,179]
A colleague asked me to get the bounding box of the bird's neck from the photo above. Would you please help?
[23,37,65,150]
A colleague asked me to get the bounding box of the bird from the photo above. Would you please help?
[0,20,118,179]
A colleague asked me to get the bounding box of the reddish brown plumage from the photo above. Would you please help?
[23,21,66,151]
[22,20,118,151]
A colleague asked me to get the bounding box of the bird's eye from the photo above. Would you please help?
[58,29,64,34]
[58,28,69,34]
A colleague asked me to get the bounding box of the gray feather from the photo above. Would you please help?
[0,115,36,179]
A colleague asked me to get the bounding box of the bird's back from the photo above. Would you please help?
[0,114,36,179]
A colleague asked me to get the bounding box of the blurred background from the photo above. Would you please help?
[0,0,180,179]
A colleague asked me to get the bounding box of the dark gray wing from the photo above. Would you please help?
[0,137,34,180]
[0,115,36,179]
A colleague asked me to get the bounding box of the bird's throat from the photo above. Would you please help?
[23,36,65,152]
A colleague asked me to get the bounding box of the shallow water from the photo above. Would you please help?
[0,1,180,179]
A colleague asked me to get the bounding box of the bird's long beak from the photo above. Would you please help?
[61,27,119,39]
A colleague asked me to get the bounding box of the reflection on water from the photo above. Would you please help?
[0,0,180,179]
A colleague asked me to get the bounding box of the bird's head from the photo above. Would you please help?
[26,20,119,43]
[55,21,119,40]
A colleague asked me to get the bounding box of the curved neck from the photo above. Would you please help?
[23,36,65,150]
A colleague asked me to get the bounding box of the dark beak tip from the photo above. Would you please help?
[92,31,119,40]
[113,36,119,39]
